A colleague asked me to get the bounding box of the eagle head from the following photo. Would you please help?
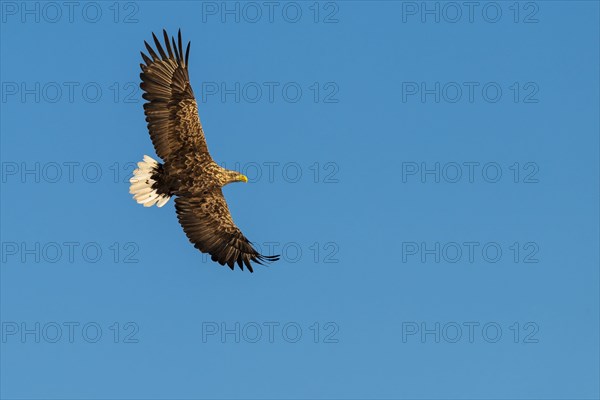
[221,168,248,186]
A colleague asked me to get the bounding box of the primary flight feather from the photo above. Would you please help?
[129,29,279,272]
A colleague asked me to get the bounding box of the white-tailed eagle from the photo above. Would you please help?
[129,30,279,272]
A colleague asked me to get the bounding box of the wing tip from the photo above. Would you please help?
[253,253,280,266]
[143,29,187,63]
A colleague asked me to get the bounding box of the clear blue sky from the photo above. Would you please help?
[1,1,598,399]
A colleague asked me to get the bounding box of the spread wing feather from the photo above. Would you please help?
[140,29,209,161]
[175,191,280,272]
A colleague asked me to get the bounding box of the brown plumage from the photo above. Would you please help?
[130,29,279,272]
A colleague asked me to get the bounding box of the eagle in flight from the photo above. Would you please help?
[129,30,279,272]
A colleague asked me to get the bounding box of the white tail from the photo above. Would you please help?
[129,155,171,208]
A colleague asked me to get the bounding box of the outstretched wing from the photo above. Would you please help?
[140,30,209,161]
[175,190,280,272]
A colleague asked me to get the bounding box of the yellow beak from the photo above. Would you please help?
[239,174,248,183]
